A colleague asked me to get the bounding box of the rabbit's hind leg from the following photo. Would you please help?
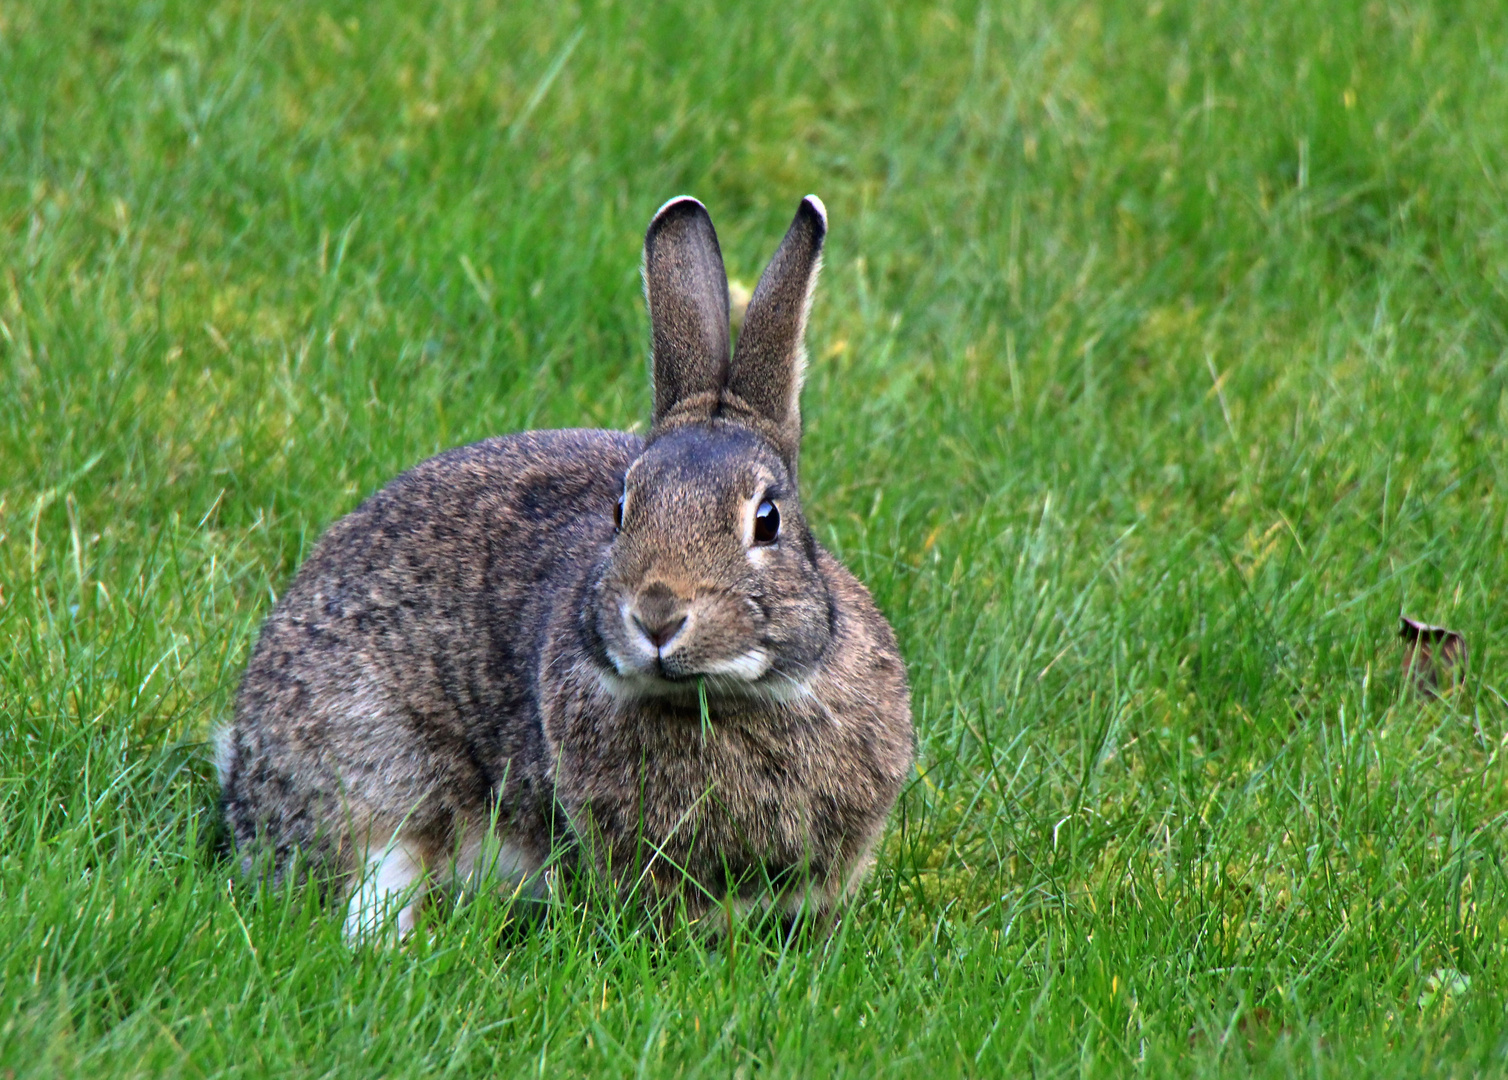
[453,822,548,903]
[344,834,429,944]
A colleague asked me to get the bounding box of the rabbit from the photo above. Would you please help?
[218,195,914,942]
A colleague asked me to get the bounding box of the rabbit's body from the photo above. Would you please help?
[221,196,913,939]
[222,431,635,920]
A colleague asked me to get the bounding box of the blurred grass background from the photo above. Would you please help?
[2,0,1507,1075]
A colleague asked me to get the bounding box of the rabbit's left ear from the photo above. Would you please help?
[727,195,826,471]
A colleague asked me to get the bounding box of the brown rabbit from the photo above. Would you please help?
[219,195,914,941]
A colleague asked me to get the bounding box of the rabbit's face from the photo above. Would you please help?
[590,423,831,701]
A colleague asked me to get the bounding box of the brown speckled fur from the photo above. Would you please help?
[221,196,914,930]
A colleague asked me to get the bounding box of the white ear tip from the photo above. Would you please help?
[801,194,827,227]
[650,195,706,225]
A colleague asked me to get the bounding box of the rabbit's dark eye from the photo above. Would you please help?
[753,500,780,545]
[613,494,624,533]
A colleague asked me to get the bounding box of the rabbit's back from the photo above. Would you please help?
[221,429,639,880]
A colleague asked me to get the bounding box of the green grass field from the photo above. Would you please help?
[3,0,1508,1074]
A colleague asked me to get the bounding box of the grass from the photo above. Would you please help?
[3,0,1508,1074]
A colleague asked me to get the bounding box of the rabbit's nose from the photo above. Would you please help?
[633,611,687,650]
[632,582,690,651]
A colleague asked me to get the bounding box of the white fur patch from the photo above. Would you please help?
[345,837,427,944]
[803,193,827,228]
[651,194,704,222]
[211,725,235,786]
[703,648,771,681]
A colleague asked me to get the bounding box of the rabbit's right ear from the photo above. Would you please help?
[643,196,730,430]
[725,196,826,472]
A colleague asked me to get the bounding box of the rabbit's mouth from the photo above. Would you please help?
[603,637,772,685]
[594,662,815,706]
[597,611,813,702]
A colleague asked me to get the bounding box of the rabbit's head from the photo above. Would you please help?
[589,196,833,703]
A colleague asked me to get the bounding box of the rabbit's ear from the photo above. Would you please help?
[727,195,826,470]
[643,196,731,429]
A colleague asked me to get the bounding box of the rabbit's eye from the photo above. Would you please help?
[613,494,624,533]
[753,500,780,545]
